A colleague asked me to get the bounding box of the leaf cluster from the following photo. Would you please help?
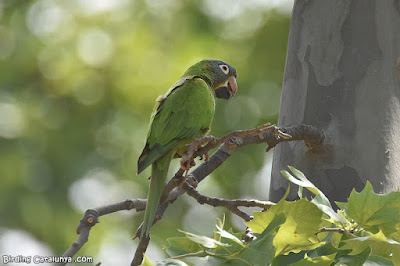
[148,166,400,265]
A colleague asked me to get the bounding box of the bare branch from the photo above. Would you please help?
[180,123,292,169]
[57,199,146,266]
[131,235,150,266]
[316,226,355,236]
[181,181,275,221]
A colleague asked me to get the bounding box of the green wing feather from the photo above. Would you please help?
[138,77,215,174]
[138,77,215,237]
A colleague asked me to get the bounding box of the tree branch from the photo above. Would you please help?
[60,123,325,266]
[181,181,275,221]
[57,199,146,266]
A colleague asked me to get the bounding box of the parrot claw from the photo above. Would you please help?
[178,170,189,190]
[199,152,210,162]
[178,170,198,189]
[179,158,197,189]
[180,160,190,171]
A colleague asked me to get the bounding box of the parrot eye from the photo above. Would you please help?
[219,64,229,74]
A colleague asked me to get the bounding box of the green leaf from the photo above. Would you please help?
[336,247,371,265]
[340,230,400,258]
[273,199,325,255]
[246,194,324,256]
[164,237,203,257]
[215,224,245,247]
[288,253,336,265]
[177,230,229,249]
[245,201,280,234]
[307,242,338,257]
[214,215,225,241]
[142,254,153,266]
[272,252,307,266]
[364,255,394,266]
[237,213,286,265]
[347,182,400,235]
[335,201,348,211]
[281,167,347,225]
[281,166,319,195]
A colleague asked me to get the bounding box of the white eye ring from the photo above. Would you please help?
[219,64,229,74]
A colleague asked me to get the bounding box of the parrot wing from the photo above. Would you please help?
[137,77,215,174]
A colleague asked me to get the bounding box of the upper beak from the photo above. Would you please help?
[227,75,238,97]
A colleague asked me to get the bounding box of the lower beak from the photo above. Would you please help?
[228,75,238,97]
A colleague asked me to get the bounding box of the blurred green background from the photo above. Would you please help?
[0,0,290,264]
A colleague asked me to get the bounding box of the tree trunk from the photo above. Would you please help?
[270,0,400,205]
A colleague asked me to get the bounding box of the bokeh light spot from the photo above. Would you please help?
[69,168,116,211]
[68,168,143,212]
[77,28,114,67]
[0,102,25,139]
[75,0,129,15]
[202,0,242,20]
[145,0,182,16]
[0,228,53,256]
[202,0,292,20]
[26,0,64,36]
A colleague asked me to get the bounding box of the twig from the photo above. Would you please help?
[181,181,275,221]
[317,226,355,236]
[57,199,146,266]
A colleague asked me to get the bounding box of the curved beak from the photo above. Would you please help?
[215,75,238,99]
[227,75,238,97]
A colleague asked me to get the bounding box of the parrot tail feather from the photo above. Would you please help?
[141,152,172,237]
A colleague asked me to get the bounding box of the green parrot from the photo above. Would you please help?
[137,59,238,238]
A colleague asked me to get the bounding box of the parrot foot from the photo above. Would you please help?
[178,158,196,189]
[179,160,191,189]
[180,158,190,171]
[199,152,210,162]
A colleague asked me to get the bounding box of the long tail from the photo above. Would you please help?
[141,151,173,237]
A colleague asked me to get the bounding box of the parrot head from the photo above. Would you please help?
[184,59,238,99]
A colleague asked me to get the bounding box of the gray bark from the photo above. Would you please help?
[270,0,400,204]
